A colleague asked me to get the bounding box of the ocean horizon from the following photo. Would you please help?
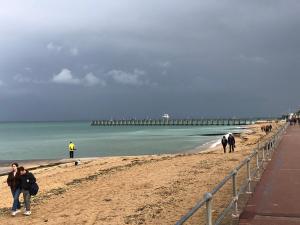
[0,122,245,160]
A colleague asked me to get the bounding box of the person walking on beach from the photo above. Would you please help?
[228,134,236,153]
[69,141,76,158]
[19,166,36,216]
[221,136,228,153]
[7,163,21,216]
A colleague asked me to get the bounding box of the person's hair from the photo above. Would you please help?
[11,162,19,167]
[223,136,225,138]
[70,141,72,143]
[19,166,25,172]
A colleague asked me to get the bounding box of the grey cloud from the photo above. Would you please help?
[237,54,268,64]
[14,74,32,83]
[13,74,47,85]
[0,0,300,120]
[52,69,81,85]
[158,61,171,75]
[24,67,32,72]
[52,69,105,87]
[46,42,62,52]
[108,69,151,86]
[158,61,171,68]
[83,73,106,87]
[70,47,79,56]
[47,42,79,57]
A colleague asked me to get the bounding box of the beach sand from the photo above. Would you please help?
[0,122,283,225]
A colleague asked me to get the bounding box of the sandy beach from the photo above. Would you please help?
[0,122,283,225]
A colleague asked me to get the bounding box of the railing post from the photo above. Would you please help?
[204,192,213,225]
[256,151,259,170]
[255,150,260,180]
[267,142,271,161]
[232,170,239,218]
[246,158,252,194]
[262,146,265,162]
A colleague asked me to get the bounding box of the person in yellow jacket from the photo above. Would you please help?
[68,141,76,158]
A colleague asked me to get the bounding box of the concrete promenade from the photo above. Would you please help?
[239,125,300,225]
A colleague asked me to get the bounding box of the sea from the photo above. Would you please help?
[0,122,246,160]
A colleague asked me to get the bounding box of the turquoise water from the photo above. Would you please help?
[0,122,243,160]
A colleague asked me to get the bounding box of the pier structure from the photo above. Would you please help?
[91,118,256,126]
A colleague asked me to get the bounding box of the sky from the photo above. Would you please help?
[0,0,299,121]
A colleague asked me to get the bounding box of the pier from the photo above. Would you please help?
[91,119,256,126]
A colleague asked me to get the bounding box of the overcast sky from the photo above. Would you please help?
[0,0,299,121]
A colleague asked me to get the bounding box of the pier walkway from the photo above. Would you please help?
[239,125,300,225]
[91,119,256,126]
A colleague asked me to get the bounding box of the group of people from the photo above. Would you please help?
[7,163,38,216]
[261,124,273,134]
[289,117,300,126]
[5,141,75,217]
[221,134,236,153]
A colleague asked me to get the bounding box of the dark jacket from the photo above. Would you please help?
[221,137,228,146]
[20,171,36,191]
[228,135,235,145]
[7,171,21,191]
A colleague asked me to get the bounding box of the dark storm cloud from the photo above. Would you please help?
[0,0,300,121]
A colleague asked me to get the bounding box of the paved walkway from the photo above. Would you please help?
[239,125,300,225]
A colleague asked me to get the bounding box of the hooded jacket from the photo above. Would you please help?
[228,135,235,145]
[221,137,228,146]
[7,171,21,191]
[20,171,36,190]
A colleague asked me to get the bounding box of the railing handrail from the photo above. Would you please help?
[175,122,288,225]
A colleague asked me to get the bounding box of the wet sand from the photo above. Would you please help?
[0,122,282,225]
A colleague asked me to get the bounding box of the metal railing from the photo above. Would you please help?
[175,123,289,225]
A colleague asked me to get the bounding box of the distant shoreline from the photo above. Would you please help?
[0,158,100,175]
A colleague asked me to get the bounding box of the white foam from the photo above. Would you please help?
[234,126,248,129]
[210,140,220,148]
